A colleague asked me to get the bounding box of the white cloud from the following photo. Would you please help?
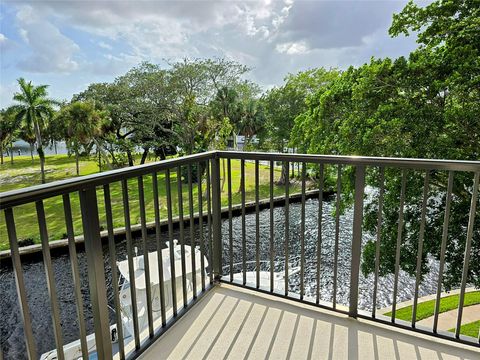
[276,41,310,55]
[16,6,80,73]
[98,41,112,50]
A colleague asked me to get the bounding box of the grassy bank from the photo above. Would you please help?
[0,154,301,250]
[449,320,480,338]
[385,291,480,322]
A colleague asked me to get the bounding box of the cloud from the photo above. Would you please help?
[1,0,418,101]
[276,41,310,55]
[15,6,80,73]
[98,41,112,50]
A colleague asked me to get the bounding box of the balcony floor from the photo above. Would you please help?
[139,284,479,360]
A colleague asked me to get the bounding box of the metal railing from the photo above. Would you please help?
[214,151,479,347]
[1,151,217,360]
[0,151,479,359]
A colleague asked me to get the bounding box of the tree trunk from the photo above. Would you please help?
[75,150,80,176]
[278,161,289,185]
[30,143,34,163]
[221,158,226,191]
[93,139,112,169]
[54,142,57,155]
[98,148,102,172]
[126,149,134,166]
[10,141,14,164]
[34,120,46,184]
[1,143,3,164]
[140,147,149,165]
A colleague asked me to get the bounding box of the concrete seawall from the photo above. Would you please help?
[0,189,329,262]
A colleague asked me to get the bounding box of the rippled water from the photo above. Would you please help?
[0,198,439,359]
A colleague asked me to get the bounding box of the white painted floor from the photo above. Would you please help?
[139,284,479,360]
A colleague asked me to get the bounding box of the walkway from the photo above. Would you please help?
[417,304,480,331]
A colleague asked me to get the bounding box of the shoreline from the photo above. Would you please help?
[0,189,328,262]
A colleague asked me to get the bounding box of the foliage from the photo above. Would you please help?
[289,0,479,289]
[12,78,57,183]
[54,101,107,174]
[0,107,20,164]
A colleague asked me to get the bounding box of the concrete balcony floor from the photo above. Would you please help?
[139,284,479,360]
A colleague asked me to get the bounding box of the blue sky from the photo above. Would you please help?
[0,0,421,108]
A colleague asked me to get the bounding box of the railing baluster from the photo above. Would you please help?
[316,163,324,305]
[211,157,222,281]
[36,200,64,360]
[300,162,306,300]
[412,171,430,328]
[4,208,37,360]
[152,172,167,326]
[79,187,112,359]
[433,171,454,333]
[372,167,385,318]
[206,160,214,284]
[269,160,275,293]
[103,185,125,358]
[228,158,233,283]
[187,164,197,298]
[121,179,140,348]
[63,194,88,359]
[285,161,290,296]
[455,172,479,338]
[349,165,365,318]
[255,160,260,289]
[138,176,154,336]
[391,170,407,322]
[197,162,206,291]
[165,169,178,316]
[333,165,342,309]
[177,166,188,308]
[241,159,246,285]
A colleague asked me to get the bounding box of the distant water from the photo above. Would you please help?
[0,199,440,359]
[3,141,68,156]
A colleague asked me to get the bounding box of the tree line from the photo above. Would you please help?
[0,0,478,289]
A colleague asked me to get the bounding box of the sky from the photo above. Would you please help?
[0,0,421,108]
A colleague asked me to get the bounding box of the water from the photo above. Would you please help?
[0,198,439,359]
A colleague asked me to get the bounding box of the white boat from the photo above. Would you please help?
[41,241,291,359]
[41,240,207,360]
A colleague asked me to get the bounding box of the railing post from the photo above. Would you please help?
[211,155,223,282]
[349,165,365,318]
[79,187,112,359]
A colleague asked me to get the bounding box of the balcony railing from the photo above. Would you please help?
[0,151,478,359]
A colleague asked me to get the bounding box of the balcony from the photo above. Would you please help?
[0,151,479,359]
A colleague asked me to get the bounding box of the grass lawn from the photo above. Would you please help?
[0,154,302,250]
[385,291,480,322]
[449,320,480,338]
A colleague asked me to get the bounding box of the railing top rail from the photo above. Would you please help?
[1,150,478,210]
[0,151,216,210]
[217,151,480,172]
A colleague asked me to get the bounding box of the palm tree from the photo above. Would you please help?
[56,101,105,175]
[13,78,56,183]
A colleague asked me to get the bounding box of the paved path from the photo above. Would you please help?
[416,304,480,330]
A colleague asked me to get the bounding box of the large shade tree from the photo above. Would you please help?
[12,78,57,183]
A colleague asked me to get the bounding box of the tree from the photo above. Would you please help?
[13,78,57,183]
[0,107,19,165]
[263,68,339,183]
[55,101,106,175]
[289,0,480,289]
[170,58,250,155]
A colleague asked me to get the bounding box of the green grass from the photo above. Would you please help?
[449,320,480,338]
[385,291,480,322]
[0,154,301,250]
